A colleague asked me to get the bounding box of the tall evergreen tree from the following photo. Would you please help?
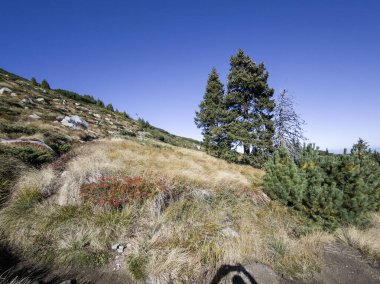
[195,68,226,155]
[225,49,275,166]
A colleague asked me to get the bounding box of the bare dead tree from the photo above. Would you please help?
[274,89,306,157]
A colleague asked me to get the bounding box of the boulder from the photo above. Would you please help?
[10,92,17,97]
[61,115,89,130]
[0,87,12,95]
[36,98,45,102]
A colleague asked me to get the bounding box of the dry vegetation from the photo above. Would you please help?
[335,213,380,265]
[1,137,379,283]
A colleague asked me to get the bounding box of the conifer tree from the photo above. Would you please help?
[274,89,306,158]
[41,79,50,90]
[225,49,275,166]
[195,68,226,155]
[31,77,38,86]
[106,103,114,112]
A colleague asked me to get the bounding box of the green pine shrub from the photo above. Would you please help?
[0,123,37,135]
[263,147,306,209]
[263,140,380,229]
[0,144,54,167]
[43,132,71,155]
[30,77,38,86]
[41,79,50,90]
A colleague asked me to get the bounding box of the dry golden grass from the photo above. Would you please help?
[52,138,263,205]
[335,213,380,264]
[3,137,379,283]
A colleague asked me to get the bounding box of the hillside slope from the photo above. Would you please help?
[0,69,379,284]
[0,68,201,151]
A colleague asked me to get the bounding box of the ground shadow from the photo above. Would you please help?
[210,264,258,284]
[0,244,79,283]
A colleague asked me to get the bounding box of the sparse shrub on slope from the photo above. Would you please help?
[80,176,165,210]
[0,144,53,167]
[43,132,71,155]
[40,79,50,90]
[264,140,380,229]
[0,123,37,136]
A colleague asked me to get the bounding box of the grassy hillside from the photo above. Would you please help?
[0,68,201,151]
[1,68,379,283]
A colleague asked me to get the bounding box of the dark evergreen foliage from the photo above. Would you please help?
[30,77,38,86]
[106,104,114,112]
[55,89,105,106]
[225,49,275,166]
[195,50,276,167]
[195,68,227,156]
[41,79,50,90]
[263,139,380,229]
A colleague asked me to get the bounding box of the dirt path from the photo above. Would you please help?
[212,243,380,284]
[2,243,379,283]
[313,243,380,284]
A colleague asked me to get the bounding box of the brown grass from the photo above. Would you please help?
[2,137,378,282]
[335,213,380,264]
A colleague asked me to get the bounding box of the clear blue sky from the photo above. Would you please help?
[1,0,379,151]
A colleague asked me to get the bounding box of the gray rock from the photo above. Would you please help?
[75,102,80,106]
[59,280,76,284]
[61,115,88,130]
[10,92,17,97]
[0,87,12,95]
[111,243,119,250]
[93,113,101,118]
[21,98,33,104]
[117,246,124,253]
[36,98,45,102]
[29,113,40,119]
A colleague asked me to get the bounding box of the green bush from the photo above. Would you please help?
[41,79,50,90]
[263,140,380,229]
[31,77,38,86]
[0,144,54,166]
[128,255,146,280]
[106,104,114,112]
[0,122,37,135]
[263,148,306,209]
[43,132,71,155]
[55,89,98,105]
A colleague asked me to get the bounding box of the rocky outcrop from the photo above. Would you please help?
[61,115,89,130]
[0,87,12,95]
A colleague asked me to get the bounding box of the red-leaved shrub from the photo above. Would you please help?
[80,176,164,210]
